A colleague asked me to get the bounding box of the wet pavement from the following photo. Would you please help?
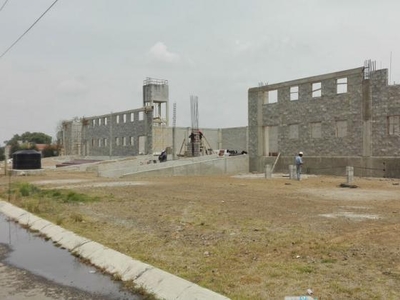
[0,213,142,300]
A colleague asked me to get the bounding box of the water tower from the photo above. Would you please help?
[143,78,170,154]
[143,78,169,126]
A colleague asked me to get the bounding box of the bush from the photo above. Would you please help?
[18,183,40,197]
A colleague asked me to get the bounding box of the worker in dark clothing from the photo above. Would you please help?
[159,150,167,162]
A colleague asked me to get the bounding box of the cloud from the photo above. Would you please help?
[56,78,88,96]
[149,42,180,63]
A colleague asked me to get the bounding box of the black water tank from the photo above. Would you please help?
[12,150,41,170]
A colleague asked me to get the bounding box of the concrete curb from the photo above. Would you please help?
[0,200,230,300]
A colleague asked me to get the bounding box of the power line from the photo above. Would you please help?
[0,0,10,13]
[0,0,60,59]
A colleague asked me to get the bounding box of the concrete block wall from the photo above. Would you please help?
[274,156,400,178]
[64,107,154,157]
[248,66,400,174]
[259,67,365,157]
[221,127,248,152]
[152,127,248,156]
[121,155,249,178]
[60,119,83,156]
[371,70,400,156]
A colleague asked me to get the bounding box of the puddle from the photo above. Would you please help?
[319,211,379,220]
[0,213,141,300]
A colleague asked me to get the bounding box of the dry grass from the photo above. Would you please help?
[1,170,400,299]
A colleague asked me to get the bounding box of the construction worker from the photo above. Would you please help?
[295,151,304,180]
[159,150,167,163]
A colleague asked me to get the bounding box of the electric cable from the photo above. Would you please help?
[0,0,10,13]
[0,0,60,59]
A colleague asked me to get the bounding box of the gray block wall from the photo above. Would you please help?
[85,108,153,157]
[248,66,400,174]
[154,127,248,156]
[60,114,248,158]
[61,108,153,157]
[371,70,400,156]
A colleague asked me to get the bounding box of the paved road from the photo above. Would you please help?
[0,244,111,300]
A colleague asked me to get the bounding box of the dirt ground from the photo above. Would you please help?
[1,163,400,300]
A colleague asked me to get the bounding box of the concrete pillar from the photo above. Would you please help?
[289,165,296,180]
[362,79,372,157]
[346,166,354,184]
[265,164,272,179]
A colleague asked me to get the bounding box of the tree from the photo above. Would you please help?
[4,132,52,146]
[4,131,52,156]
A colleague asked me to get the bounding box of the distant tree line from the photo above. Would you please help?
[1,131,60,160]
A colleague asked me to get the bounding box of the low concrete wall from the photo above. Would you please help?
[51,155,249,178]
[122,155,249,178]
[271,156,400,178]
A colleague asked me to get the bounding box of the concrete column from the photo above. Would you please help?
[265,164,272,179]
[289,165,296,179]
[109,112,113,159]
[256,92,264,158]
[218,128,222,150]
[346,166,354,184]
[362,79,372,156]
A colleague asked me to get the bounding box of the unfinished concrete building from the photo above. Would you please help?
[248,64,400,177]
[59,78,248,158]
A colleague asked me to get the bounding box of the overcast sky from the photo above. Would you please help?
[0,0,399,146]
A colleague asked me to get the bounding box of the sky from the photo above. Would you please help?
[0,0,399,146]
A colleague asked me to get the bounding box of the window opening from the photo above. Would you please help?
[290,86,299,101]
[310,122,322,138]
[289,124,299,139]
[312,82,321,98]
[335,120,347,137]
[337,78,347,94]
[388,116,400,135]
[268,90,278,103]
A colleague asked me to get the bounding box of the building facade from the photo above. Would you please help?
[59,78,248,158]
[248,66,400,177]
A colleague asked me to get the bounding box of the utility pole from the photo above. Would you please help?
[4,145,10,176]
[172,102,177,160]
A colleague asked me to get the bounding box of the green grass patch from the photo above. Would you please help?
[8,182,99,204]
[321,258,337,264]
[295,264,314,274]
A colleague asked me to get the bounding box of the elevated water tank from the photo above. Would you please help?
[12,150,41,170]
